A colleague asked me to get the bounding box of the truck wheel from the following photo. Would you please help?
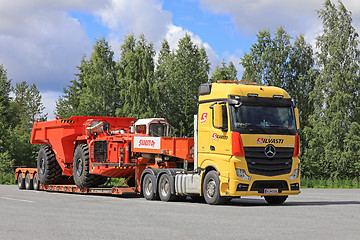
[142,174,158,200]
[37,146,62,184]
[73,144,104,188]
[158,174,177,202]
[264,196,288,205]
[25,173,33,190]
[33,172,40,190]
[203,170,226,205]
[17,173,25,190]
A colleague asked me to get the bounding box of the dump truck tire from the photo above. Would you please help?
[73,144,105,188]
[37,146,62,185]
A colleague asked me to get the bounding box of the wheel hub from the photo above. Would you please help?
[206,179,216,198]
[76,158,83,177]
[39,158,45,174]
[161,179,169,196]
[145,178,152,196]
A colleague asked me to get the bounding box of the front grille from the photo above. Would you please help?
[94,141,107,162]
[250,180,289,193]
[244,147,293,176]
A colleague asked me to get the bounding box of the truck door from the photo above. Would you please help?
[209,102,232,156]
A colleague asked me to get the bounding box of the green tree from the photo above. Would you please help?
[9,82,47,168]
[55,57,86,119]
[211,61,238,82]
[0,64,14,184]
[77,38,119,116]
[56,38,118,118]
[153,40,172,118]
[156,34,210,136]
[116,34,156,118]
[303,0,360,178]
[11,81,47,130]
[240,27,316,129]
[0,64,11,130]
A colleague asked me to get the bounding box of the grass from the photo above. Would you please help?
[106,178,126,186]
[301,176,360,188]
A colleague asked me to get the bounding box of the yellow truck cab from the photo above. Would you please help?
[197,81,301,204]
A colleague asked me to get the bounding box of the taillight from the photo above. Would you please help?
[232,132,245,157]
[293,133,300,157]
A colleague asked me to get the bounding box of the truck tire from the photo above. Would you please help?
[37,146,62,184]
[142,174,158,200]
[73,144,106,188]
[25,173,33,190]
[203,170,226,205]
[264,196,288,205]
[33,172,40,190]
[158,174,177,202]
[17,173,25,190]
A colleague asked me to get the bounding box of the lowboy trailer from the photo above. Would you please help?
[16,81,301,205]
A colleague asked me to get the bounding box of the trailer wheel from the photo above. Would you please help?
[17,173,25,190]
[142,174,158,200]
[158,174,177,202]
[73,144,105,188]
[264,196,288,205]
[33,172,40,190]
[37,146,62,184]
[25,173,33,190]
[203,170,226,205]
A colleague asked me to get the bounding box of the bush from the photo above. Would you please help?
[301,177,360,188]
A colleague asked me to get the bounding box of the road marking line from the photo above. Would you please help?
[0,197,34,203]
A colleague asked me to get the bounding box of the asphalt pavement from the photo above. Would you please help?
[0,185,359,240]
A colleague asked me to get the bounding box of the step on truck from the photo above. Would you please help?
[16,80,301,205]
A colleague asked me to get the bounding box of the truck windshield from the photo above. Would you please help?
[149,123,167,137]
[233,105,296,135]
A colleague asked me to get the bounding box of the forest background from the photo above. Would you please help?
[1,0,359,187]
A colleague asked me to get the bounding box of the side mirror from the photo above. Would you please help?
[294,108,300,130]
[213,104,223,129]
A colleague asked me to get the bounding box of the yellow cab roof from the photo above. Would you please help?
[199,81,291,101]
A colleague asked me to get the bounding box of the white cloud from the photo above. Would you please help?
[41,90,62,120]
[0,0,110,118]
[94,0,219,72]
[95,0,172,45]
[0,0,103,92]
[199,0,360,37]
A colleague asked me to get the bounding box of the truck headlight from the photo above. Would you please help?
[236,169,251,181]
[289,168,299,180]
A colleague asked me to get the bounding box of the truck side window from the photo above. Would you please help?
[222,104,228,131]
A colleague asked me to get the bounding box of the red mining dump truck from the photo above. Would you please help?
[16,116,195,199]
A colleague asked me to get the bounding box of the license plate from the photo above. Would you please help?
[264,188,278,194]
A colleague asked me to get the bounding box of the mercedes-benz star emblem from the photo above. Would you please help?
[264,144,276,158]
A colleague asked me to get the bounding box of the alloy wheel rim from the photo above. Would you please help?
[206,179,216,198]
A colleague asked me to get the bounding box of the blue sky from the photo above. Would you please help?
[0,0,359,119]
